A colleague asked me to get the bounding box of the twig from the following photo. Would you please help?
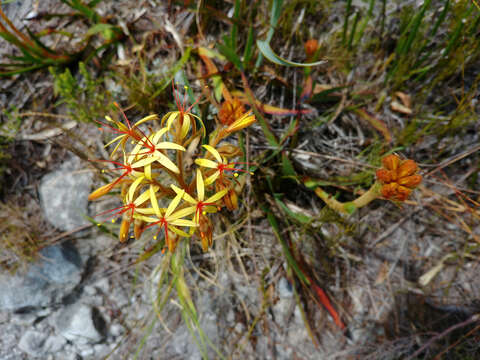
[425,144,480,177]
[406,314,480,360]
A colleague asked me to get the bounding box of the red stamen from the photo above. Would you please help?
[171,80,201,115]
[145,217,171,245]
[218,163,251,175]
[95,202,136,222]
[195,201,215,221]
[113,102,133,129]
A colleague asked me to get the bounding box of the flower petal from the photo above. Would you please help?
[134,185,157,206]
[202,144,222,163]
[134,207,157,215]
[152,127,169,144]
[171,184,197,205]
[195,158,218,169]
[204,171,220,185]
[155,151,180,173]
[205,188,228,203]
[149,185,162,218]
[131,155,158,168]
[169,206,196,220]
[165,190,184,218]
[180,114,191,139]
[170,218,198,227]
[134,114,158,127]
[155,141,185,151]
[166,112,179,130]
[127,175,145,203]
[168,226,191,238]
[133,214,159,223]
[225,112,256,133]
[196,169,205,202]
[104,134,125,148]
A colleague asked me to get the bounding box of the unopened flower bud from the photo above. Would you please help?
[216,144,243,159]
[398,174,422,188]
[377,154,421,201]
[304,39,319,59]
[134,219,146,240]
[88,182,115,201]
[382,154,400,171]
[198,214,213,252]
[119,217,131,243]
[397,159,418,178]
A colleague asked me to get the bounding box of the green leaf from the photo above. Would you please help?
[275,197,311,225]
[243,26,254,66]
[256,40,326,67]
[86,23,121,41]
[231,0,241,50]
[216,43,244,71]
[255,0,283,68]
[281,152,296,177]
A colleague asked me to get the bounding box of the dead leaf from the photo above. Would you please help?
[395,91,411,108]
[374,261,389,285]
[20,120,77,141]
[391,100,413,115]
[391,91,413,115]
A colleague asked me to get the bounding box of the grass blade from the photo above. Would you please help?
[255,0,283,68]
[256,40,326,67]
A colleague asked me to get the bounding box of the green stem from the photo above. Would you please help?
[314,182,382,215]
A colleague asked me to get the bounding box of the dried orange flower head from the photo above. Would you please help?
[304,39,319,58]
[376,154,422,201]
[219,98,245,126]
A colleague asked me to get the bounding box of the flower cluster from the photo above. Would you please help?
[89,90,255,252]
[376,154,422,201]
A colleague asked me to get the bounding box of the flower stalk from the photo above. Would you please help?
[310,154,422,215]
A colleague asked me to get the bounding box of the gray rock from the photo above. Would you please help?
[39,157,93,231]
[55,303,106,344]
[0,243,83,311]
[44,335,67,354]
[17,330,66,358]
[277,277,294,299]
[18,330,48,358]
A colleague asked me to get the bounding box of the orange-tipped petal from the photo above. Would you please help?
[398,174,422,188]
[88,182,115,201]
[382,154,400,171]
[398,159,418,178]
[225,112,256,133]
